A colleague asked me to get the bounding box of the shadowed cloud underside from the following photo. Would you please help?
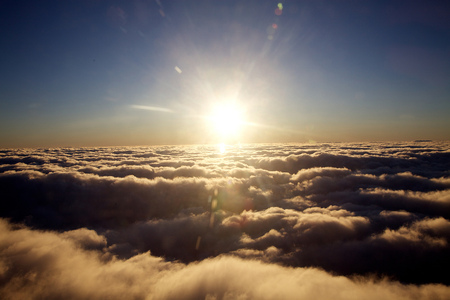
[0,141,449,299]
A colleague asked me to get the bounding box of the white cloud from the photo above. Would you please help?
[0,141,449,289]
[131,105,174,113]
[1,218,450,300]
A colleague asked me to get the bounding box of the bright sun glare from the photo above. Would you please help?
[208,102,245,141]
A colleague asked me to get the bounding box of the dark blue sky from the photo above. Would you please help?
[1,0,449,147]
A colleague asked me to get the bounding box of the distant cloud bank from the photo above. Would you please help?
[1,142,449,299]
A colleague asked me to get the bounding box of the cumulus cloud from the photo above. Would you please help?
[1,218,450,300]
[0,141,449,296]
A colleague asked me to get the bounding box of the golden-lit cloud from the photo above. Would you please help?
[1,218,450,300]
[0,141,449,297]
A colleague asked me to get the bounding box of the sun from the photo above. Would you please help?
[207,102,245,141]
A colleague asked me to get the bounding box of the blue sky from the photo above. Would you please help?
[1,0,449,147]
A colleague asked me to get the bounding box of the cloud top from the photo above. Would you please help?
[1,141,449,298]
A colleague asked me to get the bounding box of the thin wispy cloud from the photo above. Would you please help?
[131,105,174,113]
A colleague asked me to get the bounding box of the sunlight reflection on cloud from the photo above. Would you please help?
[0,141,449,298]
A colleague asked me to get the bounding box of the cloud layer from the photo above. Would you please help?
[1,141,449,298]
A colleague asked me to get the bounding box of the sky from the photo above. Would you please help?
[1,0,450,147]
[1,141,450,298]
